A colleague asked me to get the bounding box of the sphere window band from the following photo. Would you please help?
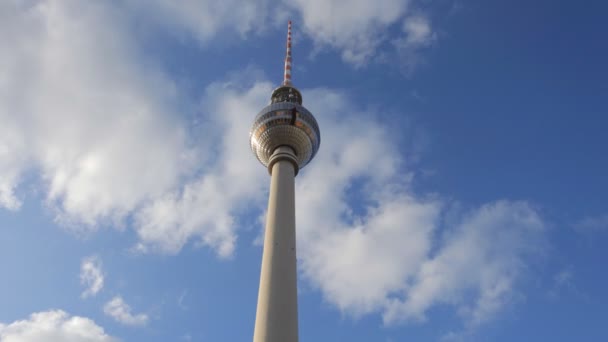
[271,86,302,104]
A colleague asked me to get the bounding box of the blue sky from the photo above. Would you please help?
[1,0,607,341]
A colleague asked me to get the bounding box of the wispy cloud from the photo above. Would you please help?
[393,14,437,73]
[80,256,104,298]
[124,0,284,43]
[547,267,588,301]
[0,310,116,341]
[548,268,573,299]
[573,214,608,234]
[126,0,436,68]
[103,296,149,326]
[178,290,189,310]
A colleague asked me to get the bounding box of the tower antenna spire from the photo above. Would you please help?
[283,20,293,86]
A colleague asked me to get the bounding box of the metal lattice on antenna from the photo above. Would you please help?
[283,20,292,85]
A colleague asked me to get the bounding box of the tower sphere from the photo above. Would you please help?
[250,85,320,174]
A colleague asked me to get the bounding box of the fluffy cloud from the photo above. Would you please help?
[0,1,35,210]
[0,113,25,210]
[384,201,544,325]
[133,77,270,256]
[0,1,193,227]
[291,90,546,325]
[80,256,104,298]
[301,195,440,315]
[103,296,149,326]
[273,0,436,67]
[0,1,265,257]
[0,310,116,342]
[288,0,409,65]
[290,88,437,316]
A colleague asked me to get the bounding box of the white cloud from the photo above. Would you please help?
[401,15,435,47]
[284,89,544,326]
[0,1,194,226]
[133,77,270,257]
[288,0,410,65]
[124,0,284,43]
[384,201,544,325]
[0,1,36,211]
[283,0,437,67]
[0,1,266,258]
[124,0,434,68]
[0,310,117,342]
[289,88,438,315]
[80,256,104,298]
[103,296,149,326]
[392,14,436,73]
[0,113,25,210]
[300,194,440,315]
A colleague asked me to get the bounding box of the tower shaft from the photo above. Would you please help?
[254,146,299,342]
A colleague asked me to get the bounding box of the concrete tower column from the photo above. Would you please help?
[253,146,299,342]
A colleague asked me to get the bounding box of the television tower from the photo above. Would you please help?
[250,21,320,342]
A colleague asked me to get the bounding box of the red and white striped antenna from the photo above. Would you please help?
[283,20,293,86]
